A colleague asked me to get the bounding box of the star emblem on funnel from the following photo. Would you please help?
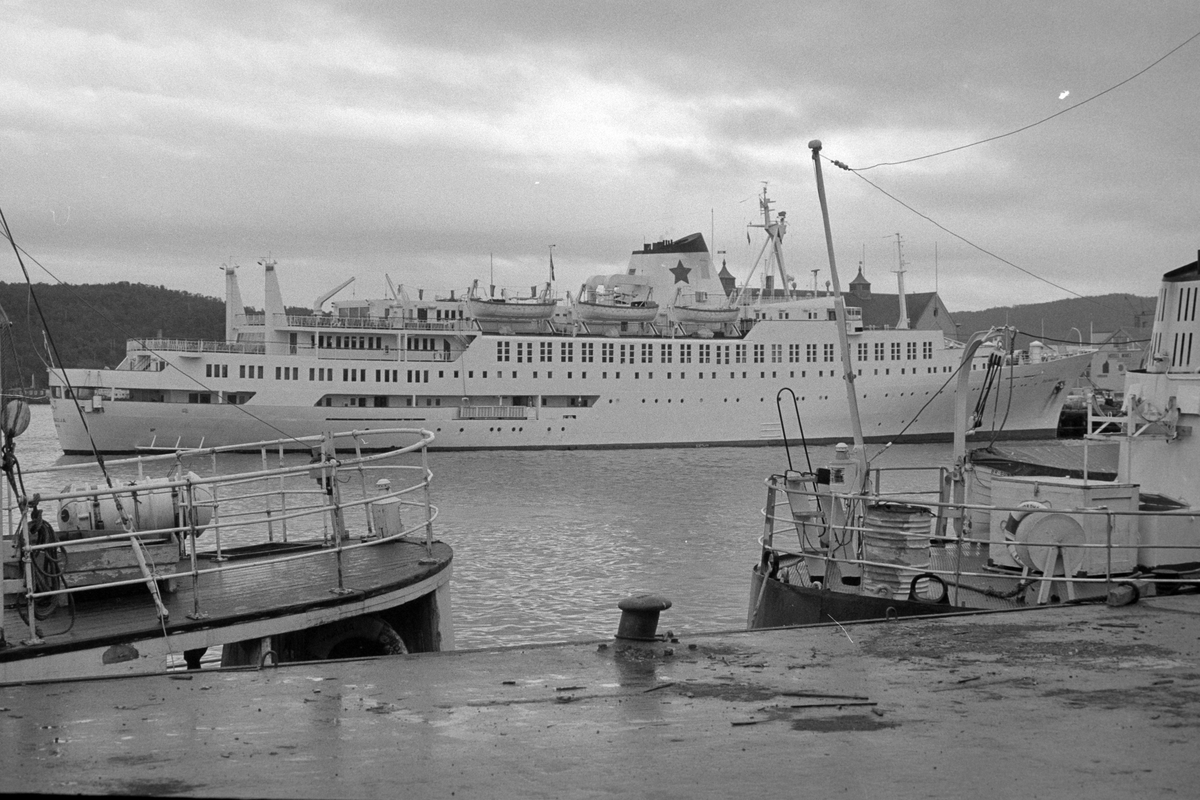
[669,260,691,283]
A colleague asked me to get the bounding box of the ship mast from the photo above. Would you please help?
[735,185,791,305]
[893,233,909,330]
[808,141,867,481]
[757,185,790,293]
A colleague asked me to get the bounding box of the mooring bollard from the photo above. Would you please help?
[616,594,673,640]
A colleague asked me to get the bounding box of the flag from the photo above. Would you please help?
[549,251,555,282]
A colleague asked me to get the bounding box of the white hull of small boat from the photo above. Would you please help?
[574,302,659,323]
[466,298,557,322]
[672,305,739,324]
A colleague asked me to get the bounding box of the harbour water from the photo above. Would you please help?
[16,406,968,649]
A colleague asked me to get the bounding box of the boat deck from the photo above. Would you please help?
[1,595,1197,797]
[1,537,452,663]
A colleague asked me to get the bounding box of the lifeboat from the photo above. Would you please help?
[574,275,659,323]
[672,305,739,324]
[466,280,557,323]
[669,287,739,324]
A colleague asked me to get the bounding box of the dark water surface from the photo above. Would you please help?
[17,406,961,649]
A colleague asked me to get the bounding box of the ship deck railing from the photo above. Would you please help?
[127,339,268,356]
[1,427,441,647]
[756,469,1200,598]
[278,314,466,332]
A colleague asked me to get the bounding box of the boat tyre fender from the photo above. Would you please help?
[1002,500,1050,566]
[304,615,408,660]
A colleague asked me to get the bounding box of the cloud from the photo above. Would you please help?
[2,1,1198,313]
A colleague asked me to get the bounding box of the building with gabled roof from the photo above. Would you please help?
[846,267,957,338]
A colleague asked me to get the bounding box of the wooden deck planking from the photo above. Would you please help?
[2,537,451,659]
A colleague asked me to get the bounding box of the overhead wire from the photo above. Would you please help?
[824,159,1136,318]
[851,28,1200,171]
[817,28,1200,315]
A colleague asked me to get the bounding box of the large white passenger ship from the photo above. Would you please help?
[49,196,1088,454]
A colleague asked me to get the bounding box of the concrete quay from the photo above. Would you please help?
[3,595,1199,799]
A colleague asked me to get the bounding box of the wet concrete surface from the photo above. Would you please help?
[2,596,1199,799]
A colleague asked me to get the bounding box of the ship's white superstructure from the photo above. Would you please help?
[48,199,1089,454]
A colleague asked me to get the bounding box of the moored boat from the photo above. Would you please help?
[574,274,659,325]
[670,304,739,325]
[1,420,453,684]
[465,279,558,326]
[46,190,1089,455]
[747,145,1199,628]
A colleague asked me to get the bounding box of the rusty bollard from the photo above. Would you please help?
[616,594,672,640]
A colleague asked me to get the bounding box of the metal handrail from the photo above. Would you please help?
[2,428,440,623]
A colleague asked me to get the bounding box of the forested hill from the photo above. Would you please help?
[0,282,223,389]
[949,293,1156,347]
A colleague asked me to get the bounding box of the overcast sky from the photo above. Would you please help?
[3,1,1197,314]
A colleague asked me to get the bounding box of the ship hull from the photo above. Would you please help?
[51,347,1089,453]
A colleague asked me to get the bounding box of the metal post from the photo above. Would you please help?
[262,446,274,542]
[185,480,207,620]
[209,450,225,561]
[277,444,288,542]
[322,433,351,595]
[1105,511,1113,595]
[421,441,434,556]
[355,436,373,539]
[19,516,43,644]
